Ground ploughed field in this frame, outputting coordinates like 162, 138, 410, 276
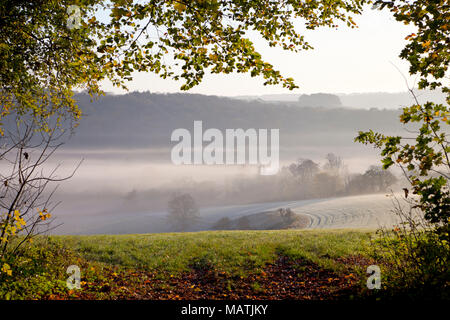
54, 193, 397, 235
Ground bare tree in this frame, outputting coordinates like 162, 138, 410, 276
324, 153, 344, 173
0, 118, 81, 259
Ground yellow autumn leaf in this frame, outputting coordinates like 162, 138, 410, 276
174, 2, 186, 13
421, 40, 431, 49
1, 263, 12, 276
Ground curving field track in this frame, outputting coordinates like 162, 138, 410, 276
53, 193, 401, 234
291, 194, 399, 230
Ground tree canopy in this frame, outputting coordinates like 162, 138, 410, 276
0, 0, 366, 132
378, 0, 449, 94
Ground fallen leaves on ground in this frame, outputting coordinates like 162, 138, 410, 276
49, 254, 373, 300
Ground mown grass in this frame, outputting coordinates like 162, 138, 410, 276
53, 229, 375, 277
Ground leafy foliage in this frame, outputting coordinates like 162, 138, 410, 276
357, 98, 450, 227
357, 0, 450, 299
357, 0, 450, 229
0, 238, 74, 299
98, 0, 364, 90
0, 0, 366, 133
0, 0, 102, 133
376, 0, 449, 93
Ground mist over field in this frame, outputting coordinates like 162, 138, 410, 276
11, 90, 435, 235
2, 89, 440, 235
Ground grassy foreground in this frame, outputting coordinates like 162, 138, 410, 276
1, 229, 378, 300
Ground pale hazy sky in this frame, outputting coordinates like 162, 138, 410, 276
100, 5, 418, 96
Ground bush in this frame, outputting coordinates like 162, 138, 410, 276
0, 237, 75, 299
371, 199, 450, 300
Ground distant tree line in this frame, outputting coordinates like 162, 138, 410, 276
271, 153, 398, 200
165, 153, 398, 231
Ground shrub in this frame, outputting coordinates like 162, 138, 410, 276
0, 238, 75, 300
371, 198, 450, 300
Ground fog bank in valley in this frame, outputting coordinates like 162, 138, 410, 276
10, 91, 427, 234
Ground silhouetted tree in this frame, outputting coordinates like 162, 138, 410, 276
289, 159, 319, 182
346, 166, 397, 194
314, 172, 344, 197
324, 153, 344, 173
236, 216, 251, 230
167, 192, 199, 232
213, 217, 231, 230
363, 166, 397, 192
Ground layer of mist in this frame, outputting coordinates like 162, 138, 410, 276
1, 91, 428, 234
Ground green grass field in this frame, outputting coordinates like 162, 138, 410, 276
2, 229, 379, 300
56, 229, 375, 277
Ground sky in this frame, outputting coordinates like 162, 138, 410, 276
99, 5, 418, 97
